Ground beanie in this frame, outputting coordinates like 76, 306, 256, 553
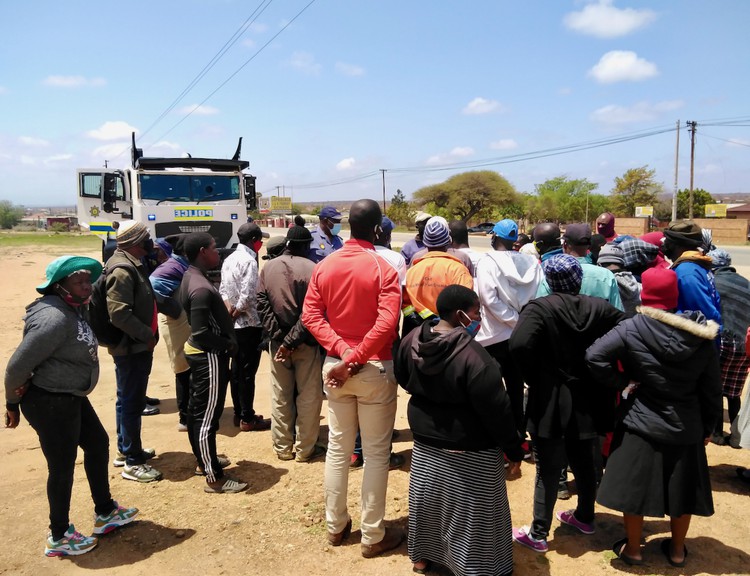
542, 254, 583, 295
597, 244, 625, 268
262, 236, 287, 260
664, 220, 704, 248
422, 217, 451, 248
116, 221, 150, 248
286, 225, 313, 243
640, 267, 678, 310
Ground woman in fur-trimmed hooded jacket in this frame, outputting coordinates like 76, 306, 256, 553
585, 267, 721, 568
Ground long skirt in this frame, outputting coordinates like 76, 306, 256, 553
408, 440, 513, 576
597, 428, 714, 518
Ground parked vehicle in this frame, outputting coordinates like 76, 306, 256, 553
467, 222, 494, 234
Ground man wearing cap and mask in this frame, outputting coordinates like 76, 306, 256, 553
538, 223, 623, 311
475, 219, 543, 443
257, 225, 324, 462
309, 206, 344, 263
400, 211, 431, 266
105, 220, 163, 483
662, 221, 722, 328
403, 217, 473, 336
220, 222, 271, 432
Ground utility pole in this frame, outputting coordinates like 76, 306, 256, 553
687, 120, 697, 219
380, 169, 387, 214
104, 160, 108, 168
671, 119, 680, 222
275, 185, 281, 197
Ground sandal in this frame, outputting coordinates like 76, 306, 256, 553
204, 477, 248, 494
194, 455, 231, 476
660, 538, 688, 568
612, 538, 644, 566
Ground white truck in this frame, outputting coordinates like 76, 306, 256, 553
77, 133, 257, 259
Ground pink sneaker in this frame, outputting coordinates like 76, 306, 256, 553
556, 509, 595, 535
512, 526, 548, 552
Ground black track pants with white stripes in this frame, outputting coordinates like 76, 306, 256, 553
186, 351, 229, 483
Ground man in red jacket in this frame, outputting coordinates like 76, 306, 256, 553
302, 199, 404, 558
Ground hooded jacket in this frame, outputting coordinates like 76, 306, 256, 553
394, 320, 523, 459
5, 295, 99, 404
509, 293, 625, 439
671, 251, 722, 328
475, 250, 542, 346
613, 270, 641, 317
585, 306, 721, 444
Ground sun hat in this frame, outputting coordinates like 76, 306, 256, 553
542, 254, 583, 295
36, 255, 103, 294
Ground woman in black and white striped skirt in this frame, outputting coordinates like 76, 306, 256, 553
395, 285, 524, 576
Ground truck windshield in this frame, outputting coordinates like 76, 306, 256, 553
139, 173, 240, 202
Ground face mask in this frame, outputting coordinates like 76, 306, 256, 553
55, 284, 90, 307
458, 310, 481, 339
330, 223, 342, 236
252, 239, 263, 254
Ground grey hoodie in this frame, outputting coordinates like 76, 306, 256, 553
5, 295, 99, 404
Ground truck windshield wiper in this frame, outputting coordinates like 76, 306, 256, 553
156, 197, 188, 205
196, 193, 220, 205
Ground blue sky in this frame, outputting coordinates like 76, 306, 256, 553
1, 0, 749, 207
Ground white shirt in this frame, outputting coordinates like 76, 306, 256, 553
374, 245, 407, 286
219, 243, 261, 329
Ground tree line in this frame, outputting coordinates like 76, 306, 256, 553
386, 166, 715, 228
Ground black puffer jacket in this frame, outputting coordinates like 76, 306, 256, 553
585, 306, 722, 444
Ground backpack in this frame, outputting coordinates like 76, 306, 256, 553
86, 262, 136, 347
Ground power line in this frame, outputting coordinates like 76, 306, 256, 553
700, 132, 750, 148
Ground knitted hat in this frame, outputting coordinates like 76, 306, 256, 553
492, 219, 518, 241
542, 254, 583, 295
563, 223, 592, 246
286, 225, 313, 243
620, 238, 659, 270
116, 221, 150, 248
708, 248, 732, 268
640, 267, 678, 310
597, 244, 625, 268
664, 220, 704, 248
422, 216, 451, 248
36, 255, 103, 294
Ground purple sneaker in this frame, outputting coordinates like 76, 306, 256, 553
556, 510, 595, 535
512, 526, 549, 552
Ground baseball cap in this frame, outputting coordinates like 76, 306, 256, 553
563, 223, 592, 246
492, 219, 518, 241
319, 206, 342, 220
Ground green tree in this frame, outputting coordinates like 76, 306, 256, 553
0, 200, 23, 229
610, 166, 662, 218
526, 176, 604, 223
386, 189, 416, 226
676, 188, 714, 219
413, 171, 520, 222
291, 203, 305, 215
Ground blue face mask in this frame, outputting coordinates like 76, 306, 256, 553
330, 222, 342, 236
459, 310, 481, 339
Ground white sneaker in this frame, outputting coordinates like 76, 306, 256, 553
112, 448, 156, 467
122, 463, 163, 483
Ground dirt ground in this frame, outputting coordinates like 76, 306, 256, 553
1, 243, 749, 576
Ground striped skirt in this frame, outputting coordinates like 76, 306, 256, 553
408, 440, 513, 576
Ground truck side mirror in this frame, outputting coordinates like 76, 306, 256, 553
244, 175, 257, 211
102, 173, 118, 212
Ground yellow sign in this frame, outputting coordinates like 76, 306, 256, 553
704, 204, 727, 218
270, 196, 292, 212
635, 206, 653, 217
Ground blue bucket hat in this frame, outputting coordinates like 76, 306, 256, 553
36, 255, 103, 294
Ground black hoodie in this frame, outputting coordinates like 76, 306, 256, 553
395, 320, 523, 459
509, 293, 625, 439
586, 306, 721, 444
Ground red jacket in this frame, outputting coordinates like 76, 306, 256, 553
302, 238, 401, 364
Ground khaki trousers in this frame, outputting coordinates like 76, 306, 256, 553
323, 356, 397, 545
158, 311, 190, 374
269, 341, 323, 460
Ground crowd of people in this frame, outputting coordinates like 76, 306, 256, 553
5, 204, 750, 574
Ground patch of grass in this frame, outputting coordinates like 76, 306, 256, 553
0, 232, 102, 249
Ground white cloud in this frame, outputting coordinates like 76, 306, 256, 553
426, 147, 474, 165
44, 154, 73, 165
87, 121, 139, 141
462, 97, 504, 115
288, 51, 321, 75
91, 143, 131, 160
20, 155, 35, 165
490, 139, 518, 151
590, 100, 684, 125
18, 136, 50, 147
176, 104, 219, 116
150, 141, 181, 153
589, 50, 658, 83
564, 0, 657, 38
335, 62, 365, 77
336, 157, 356, 170
43, 75, 106, 88
241, 38, 256, 49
